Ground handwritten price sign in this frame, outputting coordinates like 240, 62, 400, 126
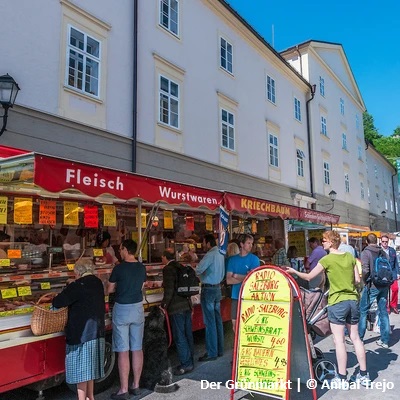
235, 268, 291, 397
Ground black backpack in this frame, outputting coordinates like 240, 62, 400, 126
176, 263, 200, 297
368, 250, 394, 287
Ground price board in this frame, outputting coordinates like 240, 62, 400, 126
235, 268, 292, 398
40, 282, 51, 290
93, 248, 104, 257
0, 259, 11, 267
288, 231, 306, 257
17, 286, 32, 296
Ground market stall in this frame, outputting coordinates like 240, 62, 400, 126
0, 148, 228, 394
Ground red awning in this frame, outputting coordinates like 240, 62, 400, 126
33, 155, 224, 210
0, 145, 30, 158
298, 208, 340, 225
224, 192, 299, 219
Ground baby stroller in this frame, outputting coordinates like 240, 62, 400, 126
300, 287, 337, 383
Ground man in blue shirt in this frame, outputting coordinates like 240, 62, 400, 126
226, 234, 260, 333
196, 234, 225, 361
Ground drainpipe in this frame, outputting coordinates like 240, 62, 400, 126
392, 172, 398, 231
306, 84, 317, 203
132, 0, 138, 172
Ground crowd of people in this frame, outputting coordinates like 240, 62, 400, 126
51, 230, 399, 398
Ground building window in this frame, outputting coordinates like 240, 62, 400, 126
159, 75, 179, 128
266, 75, 276, 104
360, 182, 365, 200
368, 187, 370, 203
374, 165, 378, 178
296, 149, 305, 177
376, 192, 379, 201
220, 37, 233, 74
269, 134, 279, 167
385, 199, 388, 210
67, 26, 100, 97
344, 173, 350, 193
356, 114, 360, 130
358, 145, 362, 160
342, 133, 347, 150
396, 202, 398, 215
321, 116, 327, 136
319, 76, 325, 96
159, 0, 179, 36
340, 98, 345, 115
221, 109, 235, 150
391, 200, 394, 212
294, 97, 301, 121
323, 161, 330, 185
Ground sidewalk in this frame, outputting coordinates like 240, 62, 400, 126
143, 311, 400, 400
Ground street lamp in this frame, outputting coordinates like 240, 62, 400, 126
318, 190, 337, 212
0, 74, 20, 137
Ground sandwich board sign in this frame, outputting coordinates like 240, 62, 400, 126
231, 265, 316, 400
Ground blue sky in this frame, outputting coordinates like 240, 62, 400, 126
227, 0, 400, 136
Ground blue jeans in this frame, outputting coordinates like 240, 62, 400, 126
200, 286, 224, 358
170, 311, 194, 369
358, 285, 390, 344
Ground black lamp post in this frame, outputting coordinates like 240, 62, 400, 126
0, 74, 20, 137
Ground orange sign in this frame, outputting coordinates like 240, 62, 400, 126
7, 249, 22, 259
39, 200, 56, 225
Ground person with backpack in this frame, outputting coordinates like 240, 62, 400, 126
161, 248, 194, 376
358, 233, 392, 349
381, 235, 399, 314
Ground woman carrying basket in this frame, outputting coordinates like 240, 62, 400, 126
286, 230, 371, 389
53, 259, 106, 400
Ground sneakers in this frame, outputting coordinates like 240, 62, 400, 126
329, 376, 349, 390
353, 372, 371, 387
376, 339, 389, 349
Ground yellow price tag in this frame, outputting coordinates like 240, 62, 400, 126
0, 259, 11, 267
1, 288, 17, 299
93, 249, 103, 257
17, 286, 32, 296
67, 263, 75, 271
40, 282, 51, 290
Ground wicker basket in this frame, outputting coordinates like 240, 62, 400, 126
31, 293, 68, 336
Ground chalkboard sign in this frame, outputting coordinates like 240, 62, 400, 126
234, 268, 292, 398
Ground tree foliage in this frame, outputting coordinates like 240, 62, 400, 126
363, 112, 400, 169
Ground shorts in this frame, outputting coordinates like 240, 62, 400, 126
112, 302, 144, 352
327, 300, 359, 325
231, 299, 238, 320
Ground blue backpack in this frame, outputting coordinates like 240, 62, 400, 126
369, 251, 394, 287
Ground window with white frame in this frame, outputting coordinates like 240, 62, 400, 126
340, 98, 345, 115
358, 145, 362, 160
269, 134, 279, 167
321, 116, 327, 136
220, 37, 233, 74
221, 109, 235, 150
319, 76, 325, 96
390, 199, 393, 212
342, 133, 347, 150
374, 165, 378, 178
266, 75, 276, 104
67, 26, 100, 97
323, 161, 330, 185
296, 149, 305, 177
159, 0, 179, 36
360, 182, 365, 200
159, 75, 179, 128
356, 114, 360, 130
385, 199, 388, 210
344, 173, 350, 193
294, 98, 301, 121
396, 202, 398, 214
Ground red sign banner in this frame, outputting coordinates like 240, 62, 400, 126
34, 156, 223, 210
298, 209, 340, 225
224, 193, 299, 219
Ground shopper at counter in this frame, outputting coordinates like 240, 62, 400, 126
161, 250, 194, 375
196, 234, 225, 362
108, 239, 147, 399
52, 259, 105, 400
